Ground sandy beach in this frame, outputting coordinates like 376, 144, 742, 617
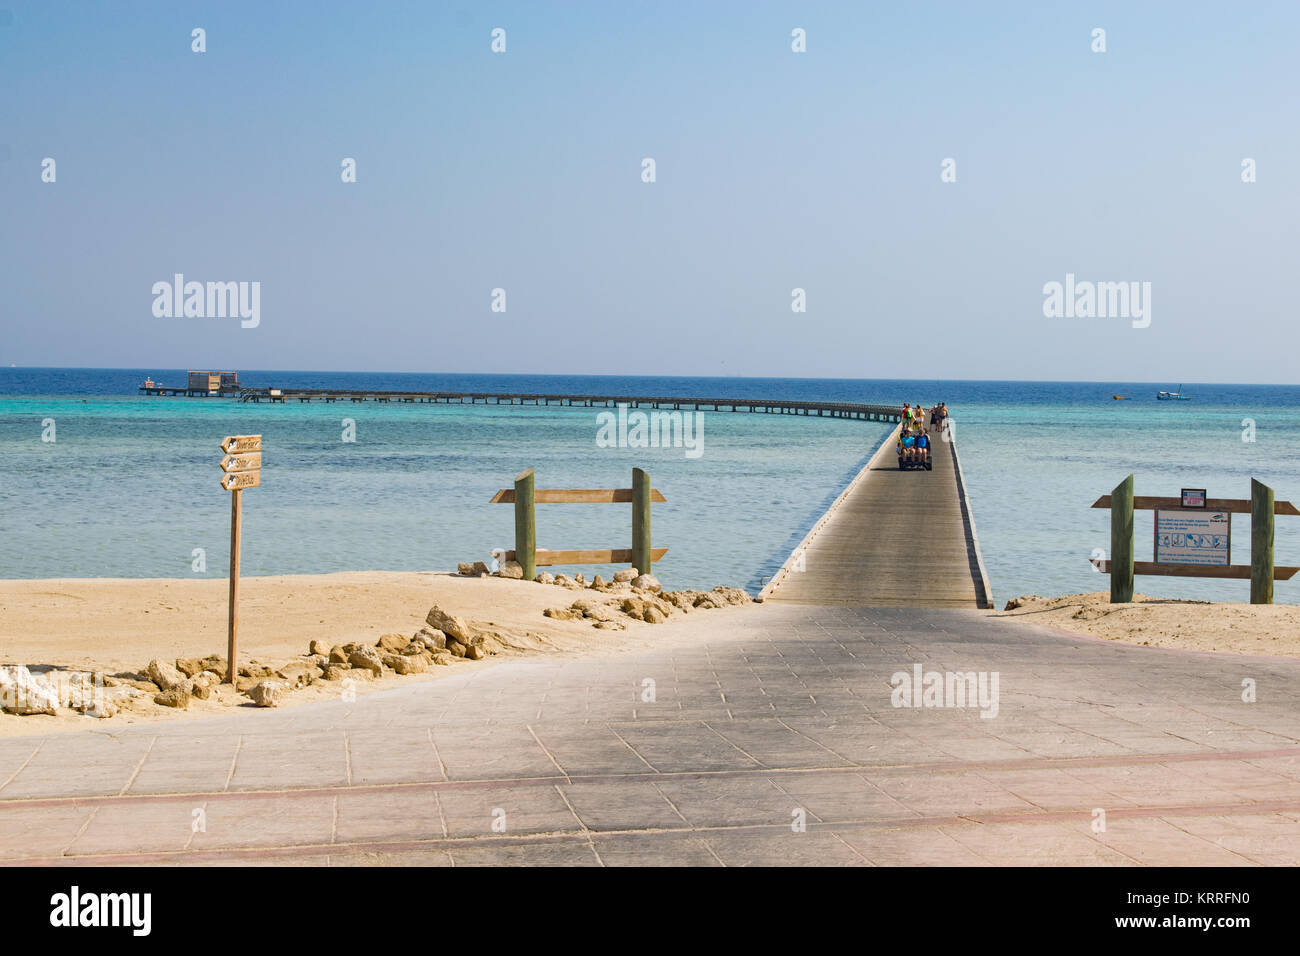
0, 571, 754, 736
994, 591, 1300, 657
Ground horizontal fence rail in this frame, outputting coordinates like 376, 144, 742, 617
491, 467, 665, 579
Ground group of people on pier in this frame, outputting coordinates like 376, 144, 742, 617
897, 401, 948, 467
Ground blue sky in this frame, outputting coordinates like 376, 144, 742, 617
1, 1, 1297, 381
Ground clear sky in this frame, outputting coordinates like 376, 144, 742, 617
2, 1, 1297, 382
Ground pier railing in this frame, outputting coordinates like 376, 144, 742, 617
225, 387, 903, 422
490, 467, 666, 579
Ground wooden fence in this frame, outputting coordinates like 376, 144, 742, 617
490, 468, 666, 579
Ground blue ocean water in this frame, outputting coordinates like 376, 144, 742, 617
2, 368, 1298, 604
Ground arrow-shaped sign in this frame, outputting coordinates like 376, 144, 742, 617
221, 471, 261, 491
221, 452, 262, 473
221, 434, 262, 454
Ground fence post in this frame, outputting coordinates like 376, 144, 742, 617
514, 468, 536, 580
632, 467, 651, 574
1251, 478, 1274, 605
1110, 474, 1134, 603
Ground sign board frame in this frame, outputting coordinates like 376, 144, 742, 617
1181, 488, 1207, 508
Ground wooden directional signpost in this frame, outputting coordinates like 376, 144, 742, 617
1091, 476, 1298, 604
220, 435, 262, 682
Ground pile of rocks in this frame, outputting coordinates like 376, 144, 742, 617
0, 665, 132, 719
540, 571, 751, 627
0, 604, 501, 720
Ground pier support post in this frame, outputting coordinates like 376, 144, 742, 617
514, 468, 536, 580
1110, 474, 1134, 603
1251, 478, 1274, 605
632, 467, 651, 574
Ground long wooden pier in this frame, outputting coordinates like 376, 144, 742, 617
227, 388, 904, 422
761, 420, 993, 608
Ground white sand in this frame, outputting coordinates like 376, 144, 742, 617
993, 591, 1300, 657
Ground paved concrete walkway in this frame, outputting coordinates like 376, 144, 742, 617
3, 605, 1299, 866
765, 421, 991, 608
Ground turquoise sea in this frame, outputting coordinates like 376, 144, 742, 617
2, 369, 1297, 604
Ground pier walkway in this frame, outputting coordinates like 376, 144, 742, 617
226, 388, 903, 423
762, 419, 993, 609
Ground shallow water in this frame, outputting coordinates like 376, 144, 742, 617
2, 369, 1297, 604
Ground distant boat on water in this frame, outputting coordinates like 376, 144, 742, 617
1156, 384, 1190, 401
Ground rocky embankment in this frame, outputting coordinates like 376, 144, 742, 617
457, 561, 752, 627
0, 603, 503, 720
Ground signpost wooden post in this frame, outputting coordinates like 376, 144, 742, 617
220, 435, 262, 683
1090, 478, 1297, 604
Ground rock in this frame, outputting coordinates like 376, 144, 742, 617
612, 568, 638, 583
305, 653, 329, 668
248, 680, 286, 707
145, 658, 188, 692
347, 646, 384, 676
238, 661, 274, 679
663, 591, 696, 612
329, 645, 350, 664
344, 667, 376, 682
84, 699, 117, 719
276, 660, 322, 688
191, 672, 220, 699
459, 560, 490, 576
200, 655, 228, 680
594, 620, 626, 630
430, 651, 453, 666
412, 629, 447, 651
0, 666, 59, 715
621, 596, 647, 617
309, 639, 331, 656
553, 574, 579, 588
400, 642, 429, 656
591, 574, 606, 588
235, 676, 260, 693
123, 678, 162, 693
711, 586, 751, 605
569, 598, 596, 613
535, 572, 555, 585
426, 606, 475, 645
321, 665, 350, 681
377, 633, 409, 653
154, 687, 190, 709
457, 562, 474, 575
543, 607, 582, 620
496, 561, 524, 579
631, 574, 662, 592
447, 641, 467, 658
465, 644, 487, 661
643, 606, 667, 624
381, 653, 427, 675
1004, 598, 1024, 611
574, 572, 586, 586
175, 657, 206, 678
582, 604, 618, 622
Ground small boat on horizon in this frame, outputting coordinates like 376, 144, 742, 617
1156, 384, 1190, 401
